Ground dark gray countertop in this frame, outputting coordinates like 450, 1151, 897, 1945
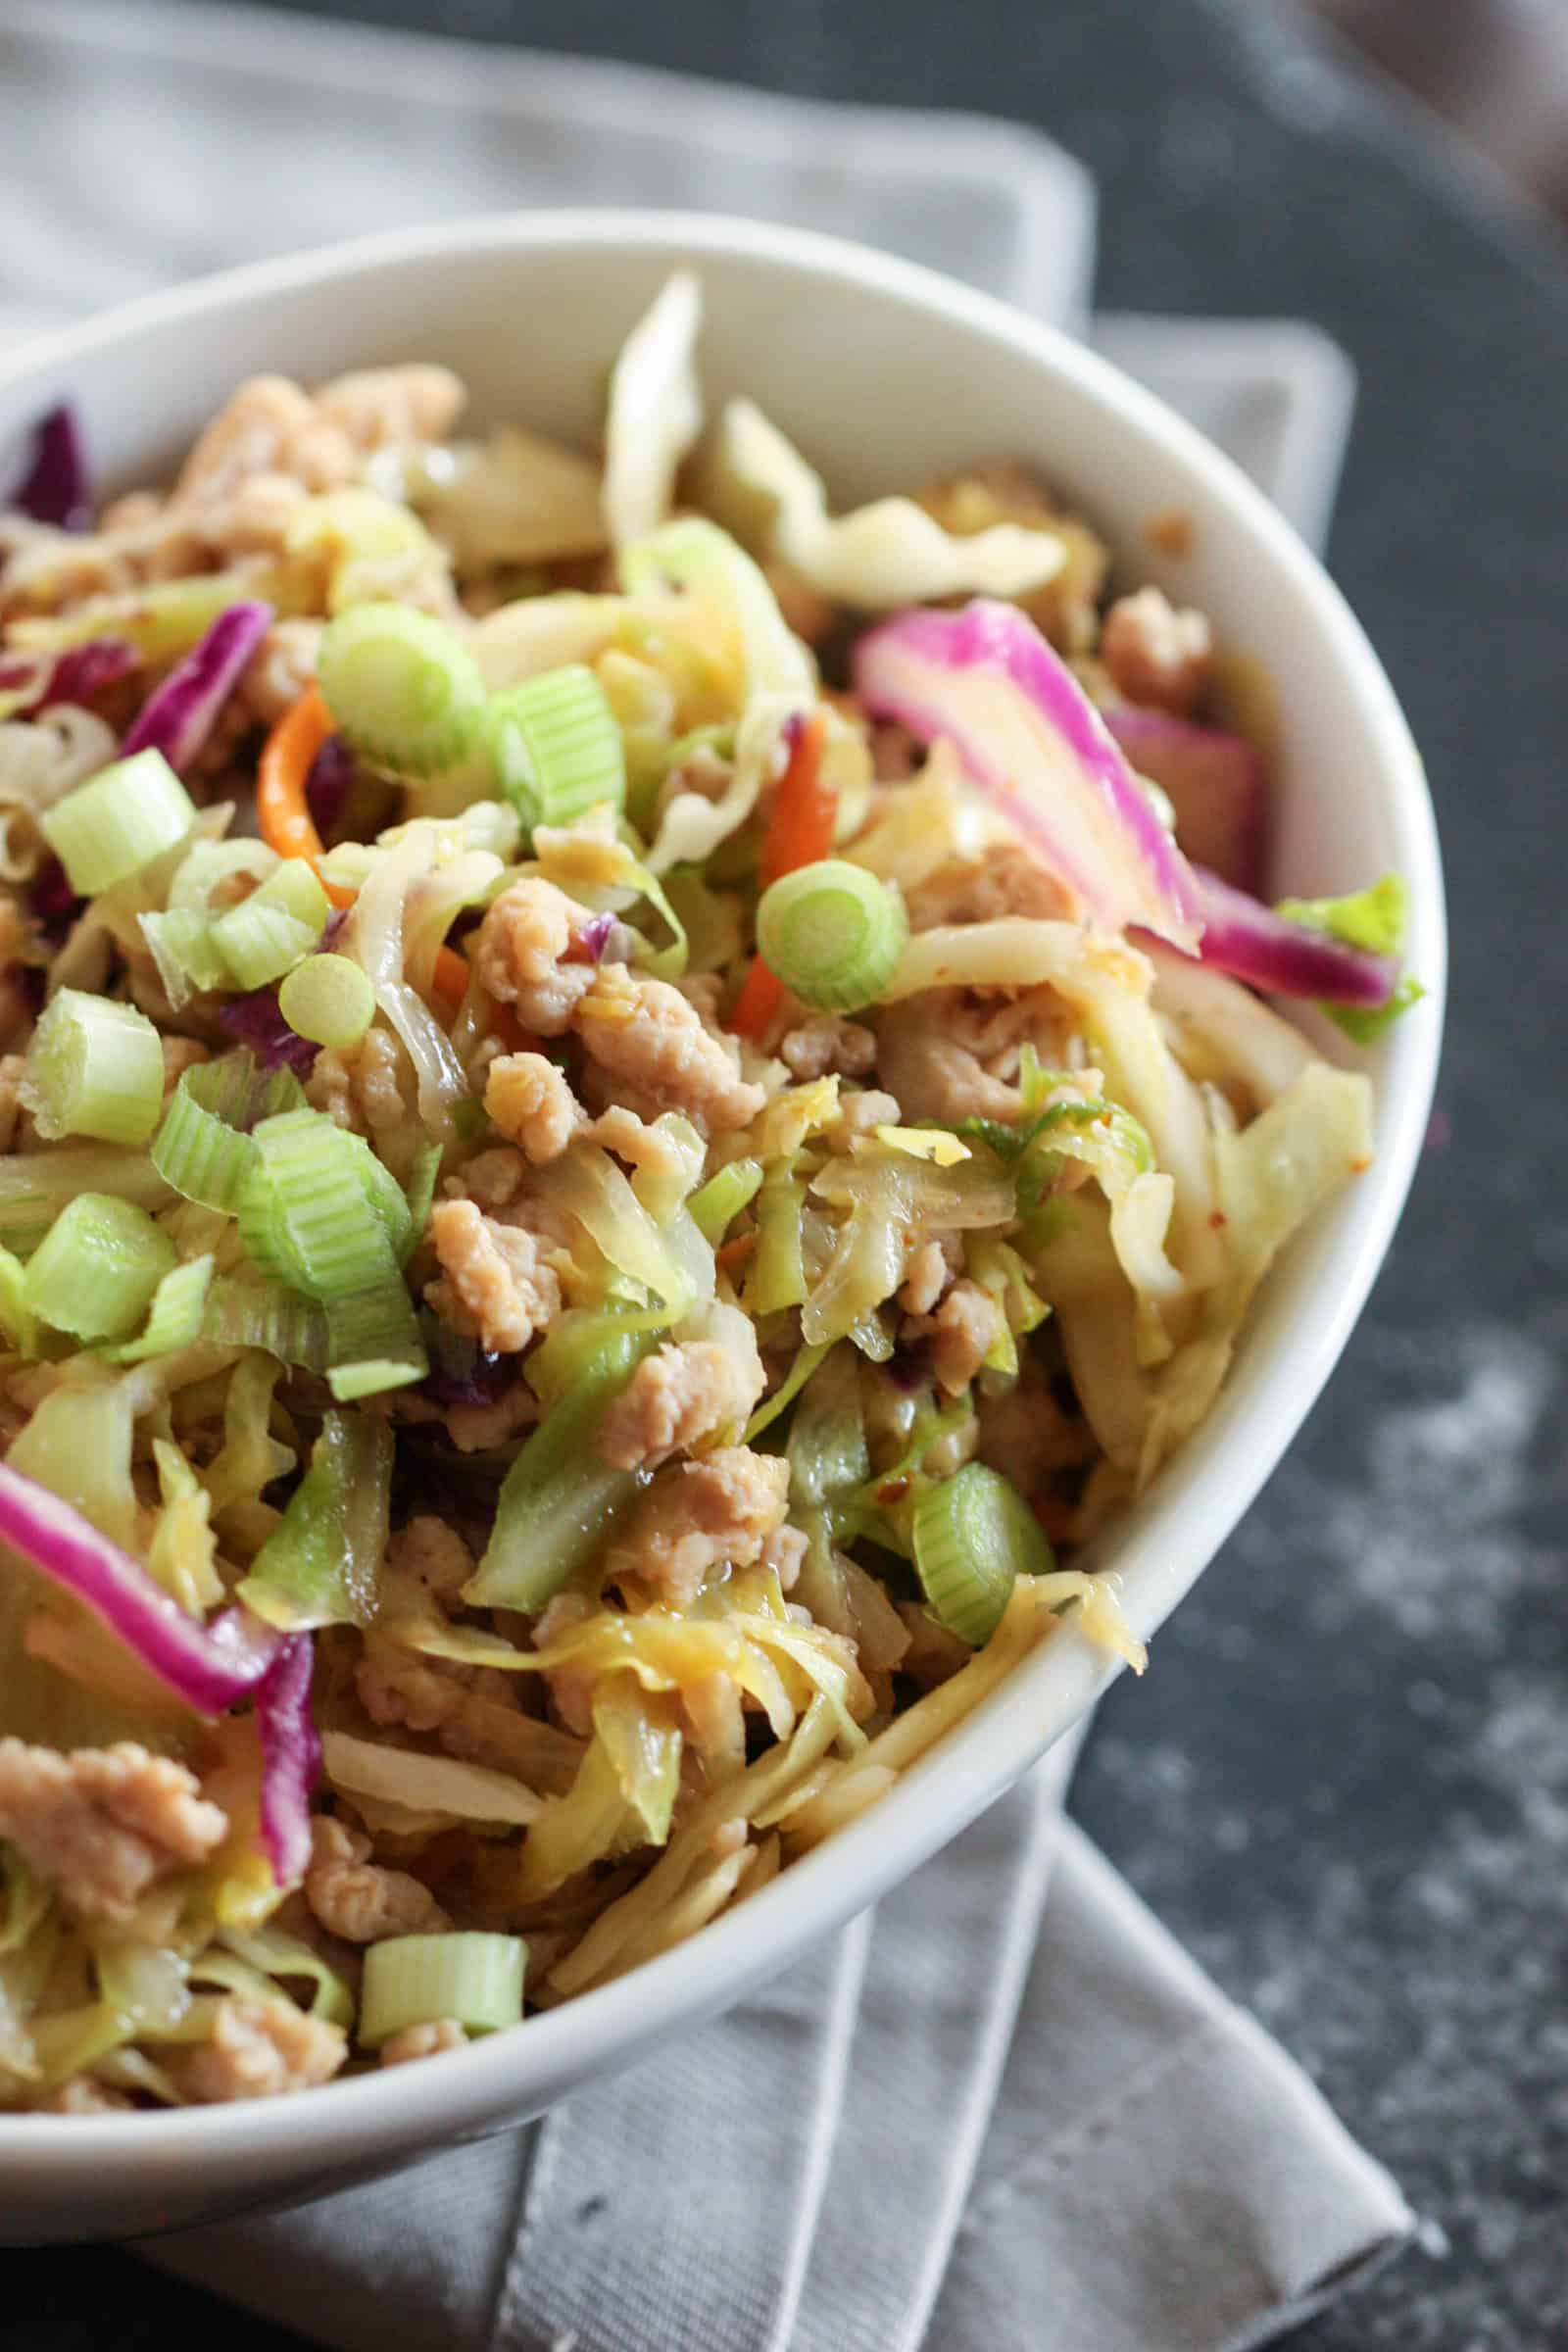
14, 1, 1568, 2345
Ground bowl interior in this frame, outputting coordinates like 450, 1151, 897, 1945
0, 214, 1444, 2233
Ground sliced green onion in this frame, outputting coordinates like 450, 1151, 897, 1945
202, 1271, 331, 1370
0, 1148, 175, 1255
756, 858, 908, 1014
359, 1933, 525, 2048
23, 1193, 178, 1343
169, 839, 280, 916
239, 1410, 393, 1630
236, 1108, 426, 1387
317, 603, 488, 777
153, 1054, 304, 1213
39, 748, 198, 896
238, 1109, 400, 1299
277, 955, 376, 1050
0, 1245, 39, 1355
139, 907, 232, 1008
326, 1353, 422, 1401
21, 989, 165, 1146
910, 1462, 1051, 1648
464, 1328, 657, 1612
688, 1157, 762, 1246
212, 858, 330, 991
483, 663, 625, 832
100, 1251, 215, 1363
321, 1266, 429, 1396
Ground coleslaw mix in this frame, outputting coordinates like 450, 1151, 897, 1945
0, 277, 1412, 2111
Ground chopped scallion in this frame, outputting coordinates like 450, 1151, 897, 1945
212, 858, 330, 991
483, 663, 625, 833
910, 1462, 1050, 1648
755, 858, 908, 1013
23, 1193, 178, 1343
100, 1251, 215, 1363
359, 1933, 525, 2048
39, 748, 198, 896
153, 1054, 304, 1213
317, 603, 487, 777
21, 989, 164, 1146
277, 955, 376, 1051
239, 1109, 398, 1299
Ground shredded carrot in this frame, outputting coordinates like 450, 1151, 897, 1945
729, 956, 784, 1042
730, 706, 832, 1042
759, 708, 833, 886
256, 685, 355, 910
262, 688, 477, 1013
715, 1232, 757, 1274
433, 946, 470, 1008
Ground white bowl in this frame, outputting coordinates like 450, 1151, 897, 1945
0, 211, 1444, 2242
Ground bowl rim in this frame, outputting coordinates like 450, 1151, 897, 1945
0, 206, 1445, 2182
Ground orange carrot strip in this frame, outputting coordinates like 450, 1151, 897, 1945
432, 945, 470, 1008
256, 684, 356, 911
730, 706, 832, 1041
759, 708, 833, 886
729, 956, 784, 1043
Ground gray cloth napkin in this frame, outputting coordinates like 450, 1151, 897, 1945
0, 4, 1411, 2341
148, 1745, 1410, 2352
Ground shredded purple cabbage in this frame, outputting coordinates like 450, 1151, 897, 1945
121, 601, 273, 776
218, 987, 318, 1075
6, 403, 92, 532
576, 910, 616, 963
305, 732, 356, 839
28, 853, 81, 940
0, 639, 138, 719
39, 637, 139, 713
253, 1635, 321, 1889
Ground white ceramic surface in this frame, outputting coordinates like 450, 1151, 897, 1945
0, 212, 1444, 2242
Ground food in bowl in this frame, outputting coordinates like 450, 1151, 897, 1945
0, 274, 1415, 2112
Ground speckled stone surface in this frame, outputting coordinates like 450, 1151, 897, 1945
13, 1, 1568, 2346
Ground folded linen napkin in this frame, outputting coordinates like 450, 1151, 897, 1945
148, 1745, 1410, 2352
0, 5, 1409, 2341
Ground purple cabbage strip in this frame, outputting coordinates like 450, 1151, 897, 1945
7, 403, 92, 532
28, 854, 80, 930
1187, 867, 1396, 1007
305, 733, 356, 839
1102, 706, 1266, 900
0, 1460, 284, 1715
218, 987, 319, 1075
120, 600, 273, 776
0, 1458, 321, 1892
853, 599, 1202, 946
40, 637, 139, 714
0, 641, 139, 717
575, 910, 616, 963
254, 1635, 321, 1889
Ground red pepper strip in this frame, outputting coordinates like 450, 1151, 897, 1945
730, 708, 832, 1042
